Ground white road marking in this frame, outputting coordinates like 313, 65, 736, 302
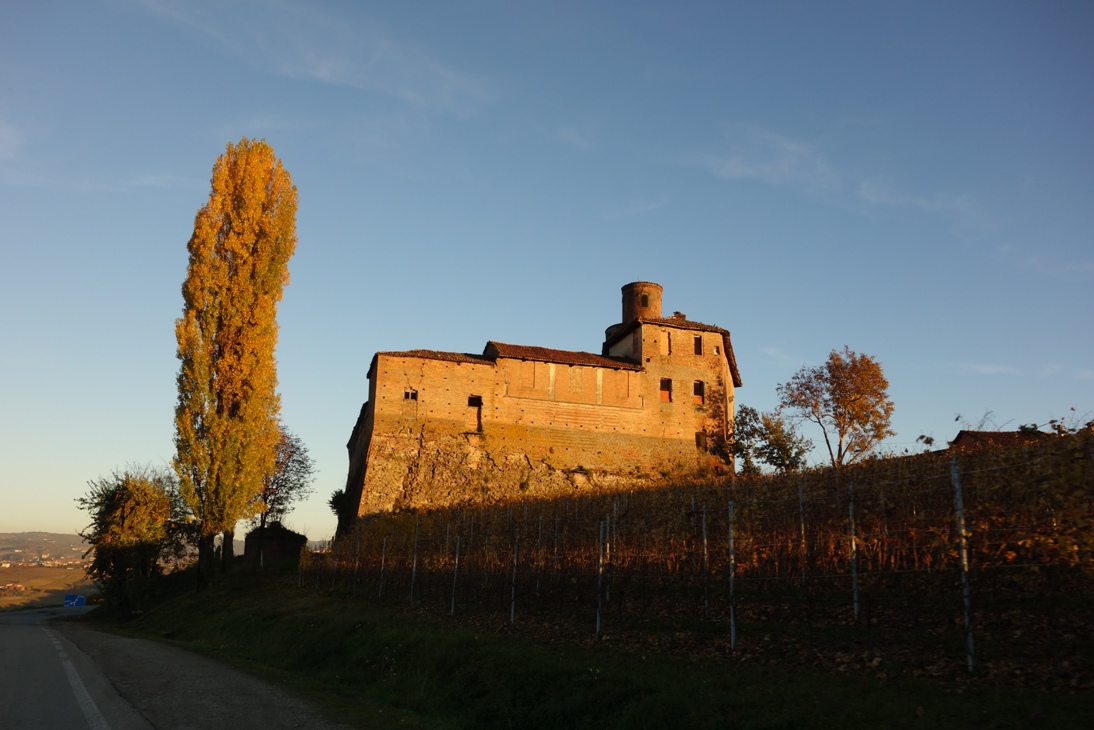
62, 658, 112, 730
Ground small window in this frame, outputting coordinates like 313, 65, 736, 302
693, 381, 705, 405
404, 389, 418, 401
695, 432, 708, 451
714, 345, 721, 356
694, 336, 703, 356
640, 294, 649, 307
660, 378, 673, 403
466, 395, 483, 432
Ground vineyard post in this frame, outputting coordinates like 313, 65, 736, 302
536, 510, 543, 594
410, 518, 420, 605
330, 541, 338, 591
605, 511, 612, 602
727, 501, 737, 652
297, 546, 304, 589
510, 527, 520, 625
612, 496, 619, 553
849, 481, 860, 623
466, 512, 474, 579
553, 510, 560, 573
798, 480, 807, 586
596, 519, 605, 640
702, 505, 710, 613
450, 534, 461, 616
352, 533, 360, 597
378, 535, 387, 600
950, 457, 977, 673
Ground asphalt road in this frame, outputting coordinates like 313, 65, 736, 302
0, 606, 150, 729
0, 607, 354, 730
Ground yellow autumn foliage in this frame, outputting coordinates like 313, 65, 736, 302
173, 138, 297, 548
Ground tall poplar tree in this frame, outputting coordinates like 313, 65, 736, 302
174, 138, 298, 577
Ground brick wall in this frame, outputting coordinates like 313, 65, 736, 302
347, 327, 735, 517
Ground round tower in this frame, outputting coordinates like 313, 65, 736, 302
621, 281, 663, 323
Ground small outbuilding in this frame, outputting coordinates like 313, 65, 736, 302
949, 429, 1053, 451
243, 522, 307, 569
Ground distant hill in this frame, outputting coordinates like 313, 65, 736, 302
0, 532, 88, 564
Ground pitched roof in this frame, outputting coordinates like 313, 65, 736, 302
949, 430, 1055, 450
368, 344, 642, 377
368, 349, 495, 379
485, 341, 643, 371
376, 349, 494, 365
602, 316, 743, 388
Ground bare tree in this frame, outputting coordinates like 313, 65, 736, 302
255, 425, 316, 528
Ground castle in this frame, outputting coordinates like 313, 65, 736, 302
342, 282, 742, 523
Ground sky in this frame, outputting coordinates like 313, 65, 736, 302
1, 1, 1092, 539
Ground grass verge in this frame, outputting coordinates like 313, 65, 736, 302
88, 569, 1092, 730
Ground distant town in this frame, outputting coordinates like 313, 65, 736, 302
0, 533, 91, 602
0, 532, 89, 568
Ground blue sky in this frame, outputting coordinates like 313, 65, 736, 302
2, 1, 1091, 538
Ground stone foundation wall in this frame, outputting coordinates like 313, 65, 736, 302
357, 413, 717, 514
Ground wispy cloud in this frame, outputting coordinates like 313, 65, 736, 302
135, 0, 494, 116
699, 125, 990, 234
703, 129, 839, 191
0, 123, 25, 160
760, 347, 800, 366
556, 125, 592, 151
1040, 365, 1094, 382
856, 179, 978, 217
995, 244, 1094, 280
957, 363, 1022, 376
125, 174, 202, 189
604, 195, 669, 220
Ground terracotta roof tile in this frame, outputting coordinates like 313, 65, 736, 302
485, 341, 643, 371
373, 350, 495, 367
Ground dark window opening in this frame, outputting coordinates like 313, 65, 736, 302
404, 389, 418, 401
714, 345, 721, 356
660, 378, 673, 403
695, 432, 708, 451
693, 381, 705, 405
694, 336, 703, 355
466, 395, 483, 432
640, 294, 649, 307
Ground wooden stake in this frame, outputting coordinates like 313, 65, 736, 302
510, 528, 520, 625
409, 518, 419, 605
378, 536, 387, 600
596, 519, 605, 640
849, 481, 859, 623
951, 457, 977, 672
727, 501, 736, 652
450, 535, 461, 616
